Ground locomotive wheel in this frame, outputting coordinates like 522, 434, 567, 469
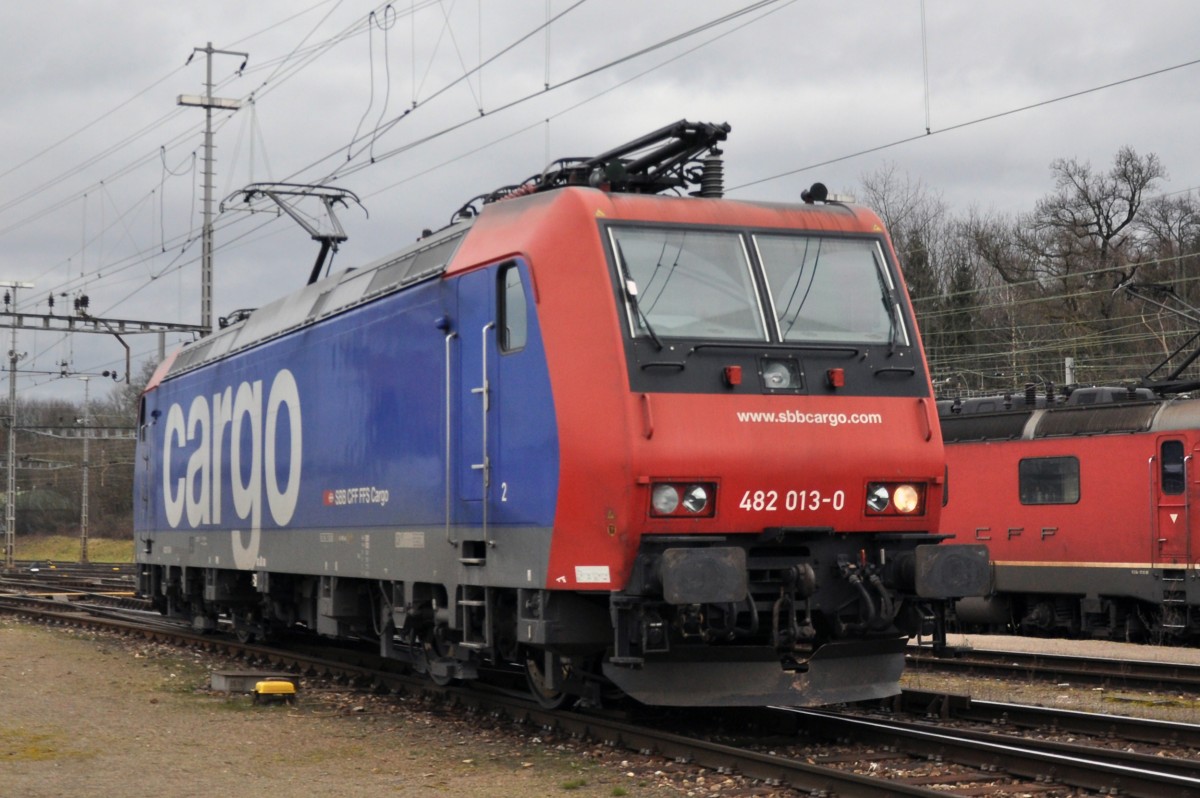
525, 651, 571, 710
420, 632, 458, 687
233, 611, 263, 644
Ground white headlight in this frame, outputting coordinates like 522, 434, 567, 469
762, 361, 793, 389
652, 484, 680, 515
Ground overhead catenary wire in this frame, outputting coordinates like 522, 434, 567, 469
324, 0, 783, 184
47, 0, 776, 303
920, 0, 931, 135
336, 0, 592, 171
360, 0, 797, 201
730, 54, 1200, 193
2, 0, 569, 306
18, 1, 782, 393
60, 0, 791, 317
0, 1, 392, 238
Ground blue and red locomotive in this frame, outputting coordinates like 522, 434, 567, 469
135, 121, 987, 706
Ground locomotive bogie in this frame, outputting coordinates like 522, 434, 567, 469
137, 176, 986, 706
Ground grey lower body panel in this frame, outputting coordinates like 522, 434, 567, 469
138, 523, 553, 589
601, 638, 908, 707
993, 563, 1197, 605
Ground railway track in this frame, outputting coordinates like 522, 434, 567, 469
890, 688, 1200, 749
4, 596, 1200, 796
4, 560, 136, 577
908, 643, 1200, 693
774, 700, 1200, 797
0, 562, 146, 613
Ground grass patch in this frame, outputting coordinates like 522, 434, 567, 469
207, 696, 261, 712
132, 649, 217, 697
271, 742, 370, 766
611, 789, 629, 797
157, 666, 214, 694
560, 778, 587, 790
14, 535, 133, 564
0, 728, 78, 762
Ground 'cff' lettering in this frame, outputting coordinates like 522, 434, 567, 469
162, 369, 302, 531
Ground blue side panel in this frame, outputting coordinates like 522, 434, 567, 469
456, 260, 561, 528
135, 270, 559, 544
494, 273, 561, 527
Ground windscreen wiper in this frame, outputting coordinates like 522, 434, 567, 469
615, 240, 664, 351
874, 259, 909, 355
626, 279, 664, 351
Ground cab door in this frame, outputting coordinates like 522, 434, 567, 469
454, 259, 556, 552
456, 261, 532, 535
457, 267, 498, 527
1152, 437, 1189, 565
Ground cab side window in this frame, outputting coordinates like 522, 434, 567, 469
500, 263, 527, 353
1161, 440, 1186, 495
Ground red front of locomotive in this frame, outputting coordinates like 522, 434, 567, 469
455, 187, 988, 705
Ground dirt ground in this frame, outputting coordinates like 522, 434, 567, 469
6, 620, 1200, 798
0, 619, 725, 798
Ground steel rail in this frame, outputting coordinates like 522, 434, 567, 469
891, 688, 1200, 750
783, 706, 1200, 798
908, 645, 1200, 692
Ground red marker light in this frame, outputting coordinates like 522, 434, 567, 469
826, 367, 845, 388
723, 365, 742, 387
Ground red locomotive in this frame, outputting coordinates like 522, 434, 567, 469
940, 384, 1199, 640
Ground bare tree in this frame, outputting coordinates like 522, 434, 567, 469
862, 149, 1200, 394
860, 163, 949, 303
1020, 147, 1163, 292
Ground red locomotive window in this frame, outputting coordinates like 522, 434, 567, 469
755, 235, 900, 346
1018, 456, 1079, 505
608, 226, 767, 342
1161, 440, 1186, 495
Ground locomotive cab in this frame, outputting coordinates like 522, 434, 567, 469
542, 200, 990, 704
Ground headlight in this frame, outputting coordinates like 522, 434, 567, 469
762, 361, 792, 389
892, 484, 920, 514
865, 482, 926, 516
652, 484, 680, 515
682, 485, 709, 514
759, 357, 802, 392
866, 484, 891, 512
650, 482, 717, 518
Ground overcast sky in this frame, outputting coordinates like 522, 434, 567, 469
3, 0, 1199, 405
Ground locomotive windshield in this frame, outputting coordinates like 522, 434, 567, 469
608, 225, 905, 346
608, 227, 768, 341
755, 235, 902, 345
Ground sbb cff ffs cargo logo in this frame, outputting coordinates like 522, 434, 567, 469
159, 369, 303, 568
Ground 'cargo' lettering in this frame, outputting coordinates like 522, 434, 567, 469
162, 369, 302, 533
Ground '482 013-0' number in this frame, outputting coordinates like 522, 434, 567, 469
739, 489, 845, 512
